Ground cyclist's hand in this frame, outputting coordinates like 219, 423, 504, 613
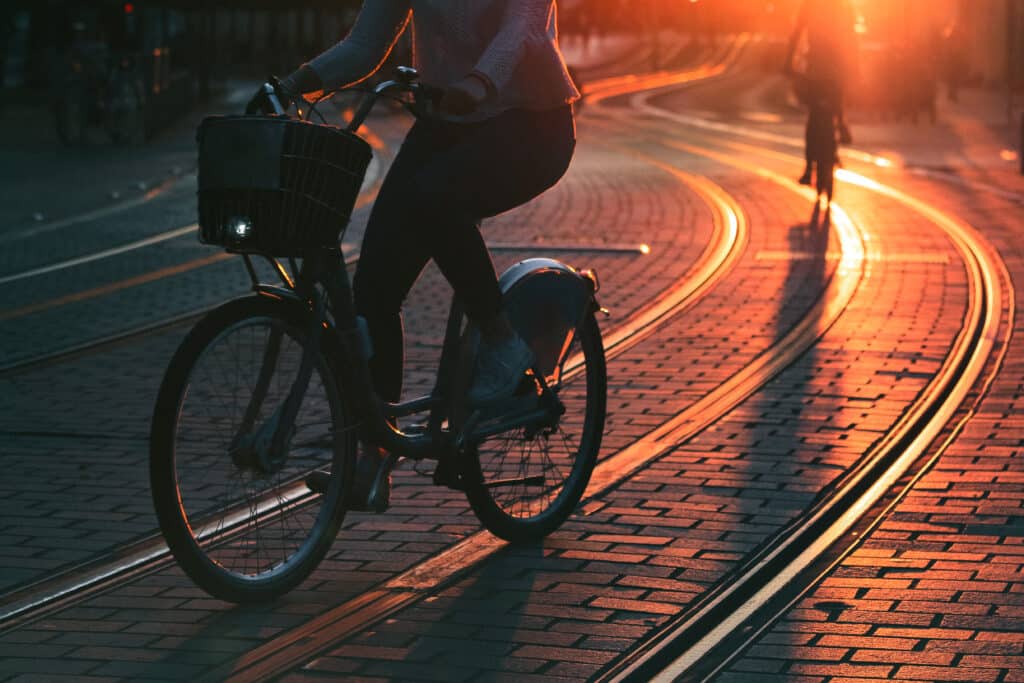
441, 75, 489, 116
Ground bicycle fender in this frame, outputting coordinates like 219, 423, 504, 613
254, 284, 373, 361
498, 258, 598, 377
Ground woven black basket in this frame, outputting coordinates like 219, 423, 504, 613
197, 116, 373, 256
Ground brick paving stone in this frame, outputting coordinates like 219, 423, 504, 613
718, 84, 1024, 683
849, 650, 956, 665
0, 113, 714, 596
728, 657, 787, 674
0, 658, 101, 677
717, 674, 822, 683
4, 57, 1009, 683
894, 665, 1002, 682
178, 112, 976, 681
787, 662, 896, 678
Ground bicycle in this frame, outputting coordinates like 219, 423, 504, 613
149, 68, 608, 604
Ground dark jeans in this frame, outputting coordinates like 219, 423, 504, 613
353, 105, 576, 402
796, 76, 843, 165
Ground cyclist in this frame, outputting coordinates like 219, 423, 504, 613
280, 0, 580, 511
783, 0, 857, 185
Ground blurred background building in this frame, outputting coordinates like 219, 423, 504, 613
0, 0, 1019, 140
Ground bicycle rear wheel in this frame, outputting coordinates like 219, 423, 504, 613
462, 311, 606, 542
150, 295, 355, 603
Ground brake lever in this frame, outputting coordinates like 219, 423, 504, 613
245, 81, 288, 116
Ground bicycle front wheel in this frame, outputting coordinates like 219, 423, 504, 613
150, 295, 355, 603
463, 310, 606, 542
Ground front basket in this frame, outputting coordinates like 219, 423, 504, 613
197, 116, 373, 256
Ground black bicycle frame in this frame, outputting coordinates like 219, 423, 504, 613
280, 248, 465, 462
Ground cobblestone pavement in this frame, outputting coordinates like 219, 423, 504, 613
1, 36, 1023, 682
644, 40, 1024, 683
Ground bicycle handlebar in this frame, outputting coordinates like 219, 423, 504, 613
346, 77, 444, 132
245, 67, 445, 133
245, 77, 289, 117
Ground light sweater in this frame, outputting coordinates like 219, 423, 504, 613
309, 0, 580, 120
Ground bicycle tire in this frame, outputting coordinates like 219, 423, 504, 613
462, 311, 606, 543
150, 295, 356, 603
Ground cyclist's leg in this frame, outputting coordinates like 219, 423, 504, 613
411, 107, 576, 313
355, 107, 576, 406
352, 121, 457, 403
349, 123, 456, 510
409, 107, 576, 402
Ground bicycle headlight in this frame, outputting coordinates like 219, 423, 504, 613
227, 216, 253, 242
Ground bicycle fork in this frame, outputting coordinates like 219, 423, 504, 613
229, 289, 328, 475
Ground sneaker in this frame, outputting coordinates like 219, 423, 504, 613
468, 333, 536, 406
798, 167, 813, 186
348, 446, 392, 513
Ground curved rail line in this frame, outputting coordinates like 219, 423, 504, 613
0, 177, 390, 376
695, 202, 1015, 683
0, 152, 747, 633
631, 65, 1024, 207
0, 98, 392, 250
200, 46, 1007, 681
204, 94, 1006, 681
585, 34, 748, 108
0, 39, 742, 372
591, 89, 1011, 683
0, 39, 862, 671
200, 145, 870, 682
0, 115, 391, 325
0, 175, 189, 246
0, 49, 909, 683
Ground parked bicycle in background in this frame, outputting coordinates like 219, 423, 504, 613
48, 23, 145, 146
